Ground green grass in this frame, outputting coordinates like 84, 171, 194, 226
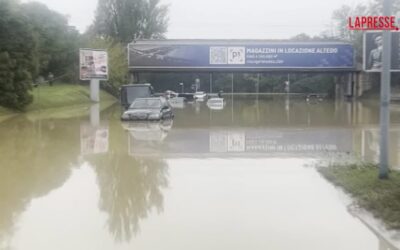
318, 164, 400, 229
0, 106, 13, 115
0, 84, 117, 121
0, 106, 17, 122
27, 83, 116, 111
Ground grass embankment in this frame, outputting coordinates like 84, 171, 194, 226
318, 164, 400, 229
28, 84, 116, 111
0, 106, 15, 122
0, 84, 117, 121
0, 106, 13, 116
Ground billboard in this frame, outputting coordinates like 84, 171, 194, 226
79, 49, 109, 80
128, 41, 354, 71
363, 31, 400, 72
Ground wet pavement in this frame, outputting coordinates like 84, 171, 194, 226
0, 95, 399, 250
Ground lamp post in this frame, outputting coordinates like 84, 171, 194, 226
379, 0, 392, 179
179, 82, 184, 93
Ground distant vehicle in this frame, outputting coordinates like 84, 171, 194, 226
120, 83, 154, 110
178, 93, 195, 102
168, 97, 185, 109
121, 97, 174, 121
208, 91, 223, 98
194, 91, 207, 100
306, 94, 324, 102
164, 90, 178, 99
207, 98, 225, 110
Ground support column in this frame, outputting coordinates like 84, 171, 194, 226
346, 73, 353, 98
210, 72, 213, 93
231, 73, 234, 94
90, 79, 100, 102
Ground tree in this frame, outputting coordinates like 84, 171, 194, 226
0, 0, 37, 110
93, 0, 169, 43
21, 2, 80, 80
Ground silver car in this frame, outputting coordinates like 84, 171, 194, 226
121, 97, 174, 121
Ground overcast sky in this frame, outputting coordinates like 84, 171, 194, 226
22, 0, 367, 39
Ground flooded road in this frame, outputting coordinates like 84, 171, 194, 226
0, 95, 399, 250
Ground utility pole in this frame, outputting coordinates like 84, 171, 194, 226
379, 0, 392, 179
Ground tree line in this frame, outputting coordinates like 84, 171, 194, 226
0, 0, 168, 110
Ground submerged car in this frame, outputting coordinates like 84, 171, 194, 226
207, 97, 225, 110
121, 97, 174, 121
194, 91, 207, 100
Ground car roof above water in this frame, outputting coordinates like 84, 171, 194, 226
134, 97, 165, 101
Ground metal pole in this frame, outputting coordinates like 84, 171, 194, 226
231, 73, 234, 123
231, 73, 234, 94
210, 72, 213, 93
379, 0, 391, 179
90, 79, 100, 102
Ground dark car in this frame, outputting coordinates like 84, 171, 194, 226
121, 97, 174, 121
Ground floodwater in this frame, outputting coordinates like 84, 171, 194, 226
0, 95, 399, 250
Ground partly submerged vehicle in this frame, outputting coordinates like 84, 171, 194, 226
207, 97, 225, 110
120, 83, 154, 110
305, 94, 324, 103
177, 93, 195, 102
168, 97, 185, 109
194, 91, 207, 100
121, 97, 174, 121
164, 90, 178, 99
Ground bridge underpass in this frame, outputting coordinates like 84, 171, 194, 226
133, 71, 363, 99
127, 39, 366, 99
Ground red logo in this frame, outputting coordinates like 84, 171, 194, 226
348, 16, 399, 30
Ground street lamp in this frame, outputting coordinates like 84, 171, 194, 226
179, 82, 184, 93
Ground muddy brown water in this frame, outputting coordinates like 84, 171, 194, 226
0, 95, 399, 250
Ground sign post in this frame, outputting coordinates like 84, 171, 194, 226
379, 0, 392, 179
90, 79, 100, 102
79, 49, 108, 102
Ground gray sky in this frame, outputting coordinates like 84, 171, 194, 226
22, 0, 367, 39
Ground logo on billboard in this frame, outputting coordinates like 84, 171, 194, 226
363, 31, 400, 72
228, 47, 245, 64
210, 47, 228, 64
79, 49, 108, 80
210, 46, 245, 65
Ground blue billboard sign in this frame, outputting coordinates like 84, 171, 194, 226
128, 40, 354, 71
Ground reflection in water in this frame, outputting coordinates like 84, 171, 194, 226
0, 116, 79, 248
80, 123, 109, 155
1, 97, 400, 249
88, 113, 169, 242
91, 155, 168, 242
